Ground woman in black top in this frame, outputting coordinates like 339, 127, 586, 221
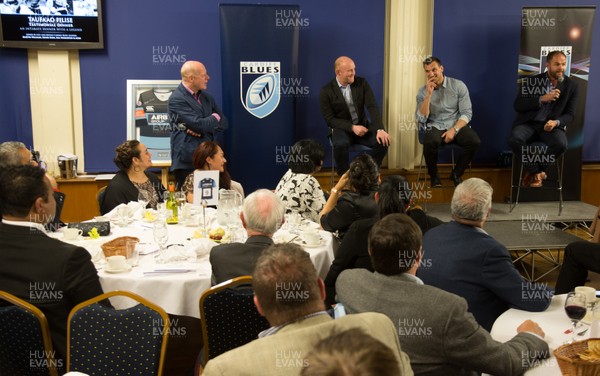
100, 140, 165, 214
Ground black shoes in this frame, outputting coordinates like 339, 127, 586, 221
430, 175, 442, 188
450, 172, 462, 187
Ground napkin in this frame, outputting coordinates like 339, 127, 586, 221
104, 202, 144, 220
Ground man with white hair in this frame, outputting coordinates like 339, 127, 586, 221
209, 189, 285, 285
418, 178, 552, 331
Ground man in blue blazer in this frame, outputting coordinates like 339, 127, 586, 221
319, 56, 390, 175
418, 178, 552, 331
509, 50, 578, 187
168, 60, 228, 189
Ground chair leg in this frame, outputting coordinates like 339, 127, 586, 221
510, 156, 523, 213
557, 154, 564, 216
330, 142, 335, 189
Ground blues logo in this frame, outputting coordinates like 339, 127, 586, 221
240, 61, 281, 118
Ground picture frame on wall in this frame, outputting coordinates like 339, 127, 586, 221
126, 80, 179, 165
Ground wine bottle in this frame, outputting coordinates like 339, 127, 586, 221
166, 182, 179, 224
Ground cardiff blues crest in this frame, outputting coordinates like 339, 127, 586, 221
240, 61, 281, 119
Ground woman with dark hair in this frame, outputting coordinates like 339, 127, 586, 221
319, 154, 379, 238
275, 139, 326, 223
323, 175, 443, 306
182, 141, 244, 203
101, 140, 165, 214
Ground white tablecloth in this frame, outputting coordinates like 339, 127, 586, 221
489, 294, 591, 375
55, 220, 334, 319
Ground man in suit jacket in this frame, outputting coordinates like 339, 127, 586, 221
555, 240, 600, 294
509, 50, 578, 187
0, 165, 106, 365
337, 213, 549, 375
168, 60, 229, 189
210, 189, 285, 285
320, 56, 390, 175
203, 243, 413, 375
418, 178, 552, 331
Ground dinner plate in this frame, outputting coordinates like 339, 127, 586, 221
295, 238, 323, 248
104, 264, 132, 274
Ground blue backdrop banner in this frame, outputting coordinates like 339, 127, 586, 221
219, 4, 299, 192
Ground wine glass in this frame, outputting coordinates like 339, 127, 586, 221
564, 292, 587, 343
138, 191, 149, 211
152, 220, 169, 260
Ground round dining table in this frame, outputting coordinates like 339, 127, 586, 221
489, 294, 594, 375
52, 216, 335, 319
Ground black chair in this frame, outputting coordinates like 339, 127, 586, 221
327, 127, 373, 187
96, 186, 107, 215
199, 276, 270, 365
0, 290, 60, 376
509, 141, 564, 215
67, 290, 169, 376
416, 123, 469, 189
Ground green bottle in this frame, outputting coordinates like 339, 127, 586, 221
166, 182, 178, 224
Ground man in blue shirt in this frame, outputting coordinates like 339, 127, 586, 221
416, 57, 480, 187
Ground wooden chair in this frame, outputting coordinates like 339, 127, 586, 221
199, 276, 269, 366
0, 290, 59, 376
67, 290, 169, 376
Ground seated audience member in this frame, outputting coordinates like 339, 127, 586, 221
555, 240, 600, 294
210, 189, 285, 285
181, 141, 244, 204
202, 243, 413, 376
324, 175, 443, 306
337, 213, 549, 375
0, 141, 62, 229
320, 154, 379, 239
275, 139, 326, 223
418, 178, 552, 331
101, 140, 165, 214
301, 328, 400, 376
319, 56, 390, 176
0, 165, 107, 364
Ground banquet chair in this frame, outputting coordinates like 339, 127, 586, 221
0, 290, 60, 376
199, 276, 269, 366
67, 290, 169, 376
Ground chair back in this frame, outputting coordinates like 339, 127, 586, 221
96, 186, 107, 214
0, 291, 59, 376
199, 276, 270, 363
67, 290, 169, 376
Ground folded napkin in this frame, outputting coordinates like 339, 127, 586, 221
104, 202, 144, 220
142, 265, 197, 276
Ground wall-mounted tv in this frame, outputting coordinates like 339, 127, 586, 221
0, 0, 103, 49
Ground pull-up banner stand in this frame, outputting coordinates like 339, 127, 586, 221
515, 6, 596, 202
220, 4, 299, 192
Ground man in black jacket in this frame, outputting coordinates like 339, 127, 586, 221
509, 50, 578, 188
320, 56, 390, 175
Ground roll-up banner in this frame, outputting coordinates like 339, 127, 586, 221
516, 6, 595, 201
220, 4, 299, 192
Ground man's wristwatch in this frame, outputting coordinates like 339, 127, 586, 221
453, 127, 460, 134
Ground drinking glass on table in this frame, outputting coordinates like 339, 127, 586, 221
138, 191, 149, 211
564, 292, 587, 343
153, 220, 169, 260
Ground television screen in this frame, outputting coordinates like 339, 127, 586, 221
0, 0, 103, 49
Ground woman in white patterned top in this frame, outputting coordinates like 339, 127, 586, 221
275, 139, 326, 223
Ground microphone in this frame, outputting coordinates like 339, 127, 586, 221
555, 75, 564, 91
